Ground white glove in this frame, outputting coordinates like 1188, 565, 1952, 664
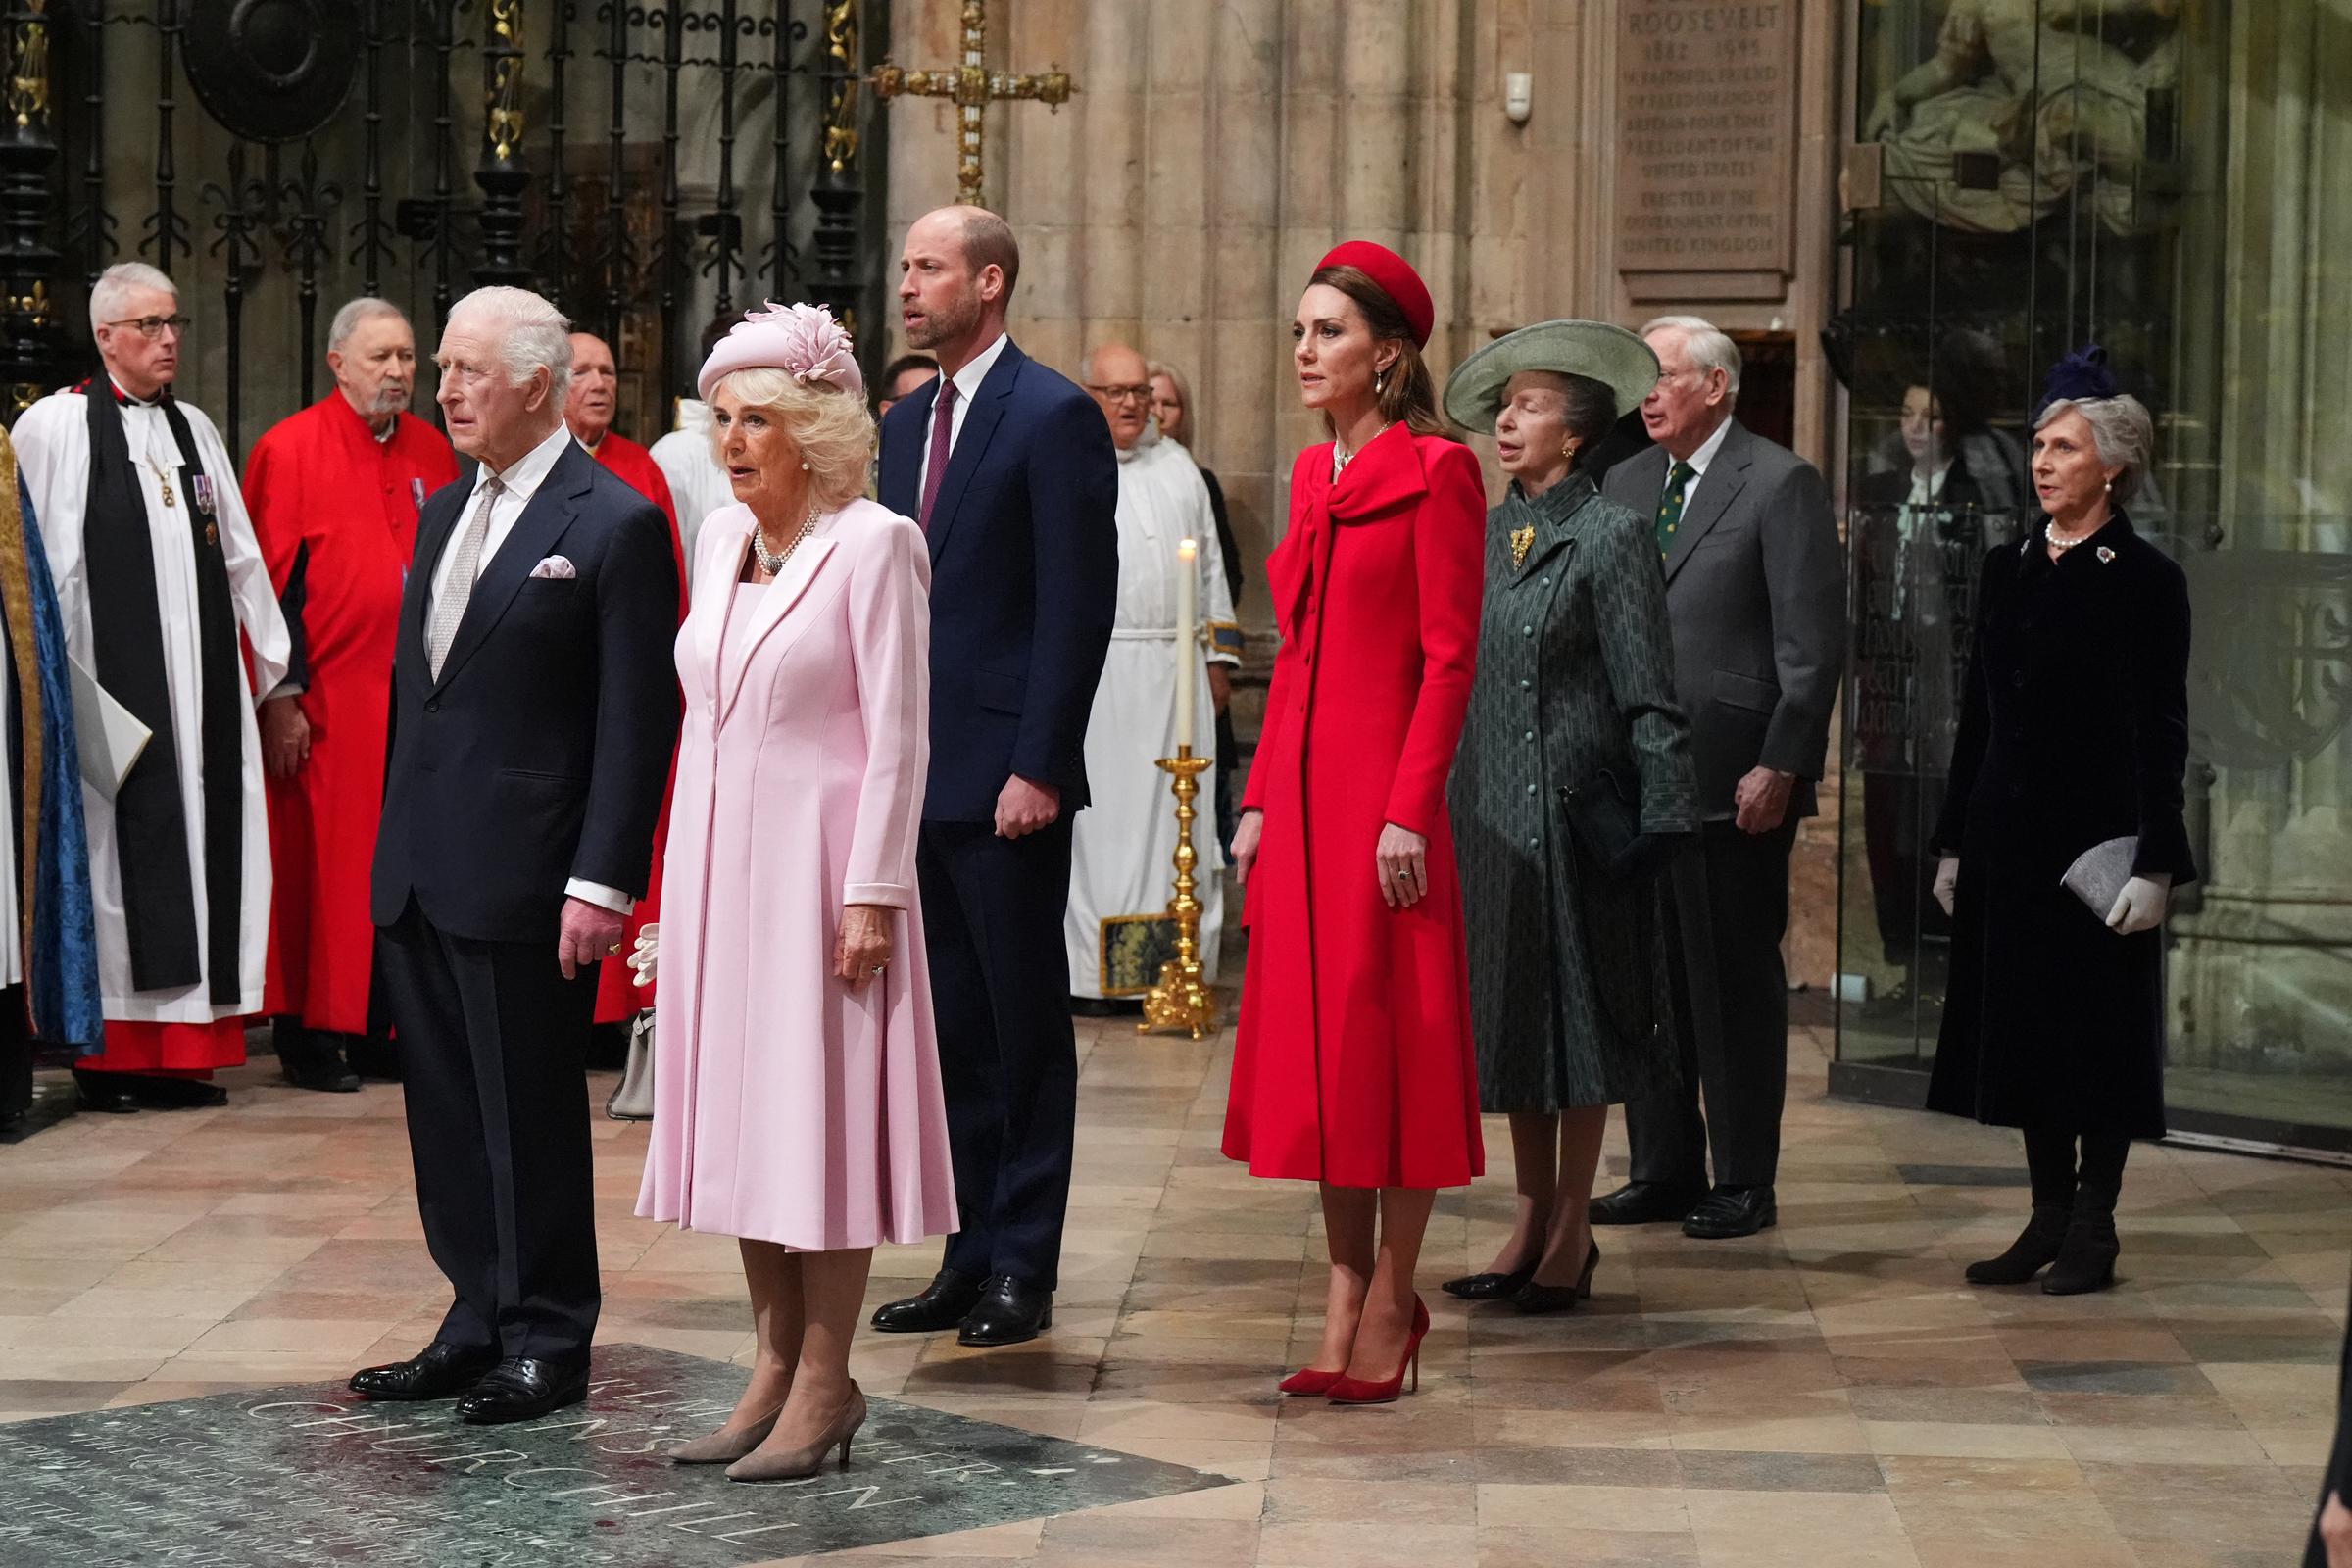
627, 922, 660, 987
1933, 857, 1959, 917
2105, 875, 2171, 936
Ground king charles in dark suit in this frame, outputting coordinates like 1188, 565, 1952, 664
868, 207, 1118, 1348
1593, 316, 1843, 1242
354, 287, 679, 1423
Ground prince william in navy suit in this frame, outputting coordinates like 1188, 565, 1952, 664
869, 206, 1117, 1348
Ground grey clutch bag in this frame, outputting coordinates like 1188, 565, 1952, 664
2060, 836, 2138, 916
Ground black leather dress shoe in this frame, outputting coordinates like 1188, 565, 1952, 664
343, 1035, 403, 1083
72, 1068, 140, 1114
122, 1073, 228, 1109
457, 1355, 590, 1424
276, 1024, 361, 1094
349, 1341, 499, 1401
1682, 1186, 1777, 1239
870, 1268, 984, 1334
1589, 1180, 1706, 1227
957, 1276, 1053, 1348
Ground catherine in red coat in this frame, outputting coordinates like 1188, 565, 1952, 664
1226, 243, 1485, 1404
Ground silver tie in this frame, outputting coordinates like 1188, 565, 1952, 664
427, 475, 504, 679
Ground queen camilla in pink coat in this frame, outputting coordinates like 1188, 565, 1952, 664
634, 303, 956, 1483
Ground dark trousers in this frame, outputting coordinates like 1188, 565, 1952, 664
378, 899, 601, 1362
918, 815, 1079, 1293
0, 986, 30, 1123
1862, 770, 1950, 961
1628, 816, 1799, 1191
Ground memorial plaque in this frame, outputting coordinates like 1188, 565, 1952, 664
0, 1344, 1228, 1567
1615, 0, 1801, 289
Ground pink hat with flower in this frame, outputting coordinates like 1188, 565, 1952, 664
697, 300, 864, 402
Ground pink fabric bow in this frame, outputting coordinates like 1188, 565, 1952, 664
697, 300, 865, 402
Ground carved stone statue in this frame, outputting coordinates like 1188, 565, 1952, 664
1864, 0, 2180, 235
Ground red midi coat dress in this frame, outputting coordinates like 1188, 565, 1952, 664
1222, 426, 1488, 1189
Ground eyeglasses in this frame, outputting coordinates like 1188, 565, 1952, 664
105, 315, 192, 341
1087, 382, 1155, 405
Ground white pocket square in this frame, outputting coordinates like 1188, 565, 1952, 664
529, 556, 577, 580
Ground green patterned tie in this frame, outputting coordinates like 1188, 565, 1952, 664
1655, 460, 1698, 559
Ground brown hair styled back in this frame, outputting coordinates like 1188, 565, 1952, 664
1309, 264, 1446, 439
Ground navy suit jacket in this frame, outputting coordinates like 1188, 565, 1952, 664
371, 438, 681, 942
878, 338, 1118, 823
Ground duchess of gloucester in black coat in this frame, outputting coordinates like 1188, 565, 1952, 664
1926, 511, 2195, 1140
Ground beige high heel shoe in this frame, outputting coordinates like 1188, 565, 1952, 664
666, 1406, 782, 1464
725, 1382, 867, 1483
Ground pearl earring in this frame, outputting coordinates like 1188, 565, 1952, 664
801, 460, 811, 471
2102, 478, 2111, 492
1375, 371, 1386, 395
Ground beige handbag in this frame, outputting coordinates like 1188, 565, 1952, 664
606, 1008, 656, 1120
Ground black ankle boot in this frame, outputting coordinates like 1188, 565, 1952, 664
2042, 1191, 2120, 1296
1964, 1203, 2069, 1285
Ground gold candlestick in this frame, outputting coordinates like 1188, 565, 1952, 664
1140, 746, 1220, 1040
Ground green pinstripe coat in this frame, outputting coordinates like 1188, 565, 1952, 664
1448, 473, 1696, 1111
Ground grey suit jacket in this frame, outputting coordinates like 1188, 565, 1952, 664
1602, 419, 1842, 821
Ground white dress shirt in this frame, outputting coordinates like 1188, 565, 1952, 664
914, 330, 1011, 502
431, 418, 577, 611
1673, 414, 1737, 512
431, 419, 632, 916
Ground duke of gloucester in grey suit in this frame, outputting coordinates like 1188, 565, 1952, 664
1451, 472, 1697, 1113
1602, 418, 1842, 1201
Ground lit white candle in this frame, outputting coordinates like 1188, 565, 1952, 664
1174, 537, 1199, 752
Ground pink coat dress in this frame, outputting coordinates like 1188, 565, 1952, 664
635, 498, 958, 1250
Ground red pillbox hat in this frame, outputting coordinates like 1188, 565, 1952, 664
1313, 240, 1434, 349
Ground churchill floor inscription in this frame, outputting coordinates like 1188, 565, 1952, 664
0, 1345, 1227, 1567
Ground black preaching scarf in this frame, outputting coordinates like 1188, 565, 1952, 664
77, 380, 245, 1004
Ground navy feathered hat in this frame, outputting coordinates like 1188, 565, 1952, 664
2034, 344, 2120, 419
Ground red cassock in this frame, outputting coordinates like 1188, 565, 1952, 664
246, 396, 457, 1036
1223, 427, 1488, 1189
587, 431, 687, 1024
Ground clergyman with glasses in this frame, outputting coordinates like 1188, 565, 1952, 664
1062, 341, 1239, 1016
13, 262, 295, 1114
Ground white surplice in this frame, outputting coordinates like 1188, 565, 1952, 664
649, 400, 738, 584
13, 387, 291, 1022
1064, 428, 1241, 999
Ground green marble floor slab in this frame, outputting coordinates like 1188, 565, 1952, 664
0, 1344, 1228, 1567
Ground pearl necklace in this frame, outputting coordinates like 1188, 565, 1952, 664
752, 508, 819, 576
2044, 520, 2099, 554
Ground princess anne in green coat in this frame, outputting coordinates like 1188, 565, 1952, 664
1440, 322, 1696, 1312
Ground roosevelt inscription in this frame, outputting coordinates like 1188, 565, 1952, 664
1615, 0, 1800, 278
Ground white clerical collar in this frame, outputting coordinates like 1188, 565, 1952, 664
1684, 416, 1734, 477
1114, 419, 1161, 466
945, 332, 1010, 408
473, 419, 575, 508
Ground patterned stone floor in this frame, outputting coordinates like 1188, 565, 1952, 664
1, 1018, 2342, 1566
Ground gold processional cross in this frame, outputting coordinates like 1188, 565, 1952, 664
870, 0, 1075, 206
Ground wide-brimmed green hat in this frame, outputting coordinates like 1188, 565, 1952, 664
1443, 319, 1661, 433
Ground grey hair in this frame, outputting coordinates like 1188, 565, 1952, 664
1641, 313, 1741, 401
88, 262, 177, 337
1146, 359, 1195, 443
328, 296, 409, 352
445, 285, 573, 404
2035, 394, 2154, 504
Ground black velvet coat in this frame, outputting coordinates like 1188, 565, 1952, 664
1926, 512, 2195, 1139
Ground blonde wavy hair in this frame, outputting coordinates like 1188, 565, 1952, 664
707, 366, 876, 514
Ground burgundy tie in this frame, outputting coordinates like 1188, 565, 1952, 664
917, 380, 959, 533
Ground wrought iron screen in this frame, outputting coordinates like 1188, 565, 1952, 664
1, 1, 887, 456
